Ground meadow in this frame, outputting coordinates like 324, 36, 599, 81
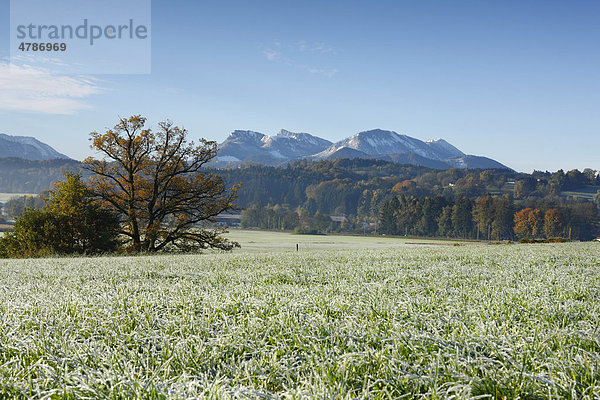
223, 230, 462, 253
0, 232, 599, 398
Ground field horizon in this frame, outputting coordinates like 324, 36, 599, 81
223, 229, 480, 254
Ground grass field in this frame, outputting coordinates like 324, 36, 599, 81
223, 229, 466, 253
560, 186, 599, 201
0, 233, 599, 398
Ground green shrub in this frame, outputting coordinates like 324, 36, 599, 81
0, 173, 120, 258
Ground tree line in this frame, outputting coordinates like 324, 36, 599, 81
238, 192, 598, 241
378, 194, 597, 241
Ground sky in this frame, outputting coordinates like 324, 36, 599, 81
0, 0, 599, 172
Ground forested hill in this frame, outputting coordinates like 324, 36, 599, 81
210, 159, 599, 241
210, 159, 600, 213
0, 158, 82, 193
211, 159, 440, 210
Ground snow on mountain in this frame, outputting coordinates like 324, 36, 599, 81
216, 128, 510, 170
425, 138, 465, 159
0, 133, 70, 160
315, 129, 445, 160
216, 130, 267, 161
217, 129, 331, 163
444, 155, 508, 170
261, 130, 332, 158
221, 130, 266, 147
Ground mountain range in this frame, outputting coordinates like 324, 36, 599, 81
215, 129, 510, 170
0, 134, 70, 160
0, 129, 510, 170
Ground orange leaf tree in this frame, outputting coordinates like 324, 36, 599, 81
543, 208, 565, 238
513, 208, 533, 239
83, 116, 239, 252
514, 208, 544, 239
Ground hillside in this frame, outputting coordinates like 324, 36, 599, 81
0, 158, 81, 193
0, 134, 70, 160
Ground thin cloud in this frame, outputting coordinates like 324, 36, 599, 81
298, 41, 334, 54
262, 48, 282, 62
262, 41, 338, 77
303, 66, 338, 77
0, 62, 102, 115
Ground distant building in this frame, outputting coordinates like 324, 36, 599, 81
330, 215, 347, 223
215, 213, 241, 227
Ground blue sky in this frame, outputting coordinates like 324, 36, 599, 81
1, 0, 599, 172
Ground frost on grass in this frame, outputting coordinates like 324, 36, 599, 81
0, 243, 599, 398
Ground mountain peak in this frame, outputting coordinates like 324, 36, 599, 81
0, 133, 70, 160
217, 129, 333, 164
277, 129, 297, 137
319, 129, 442, 160
425, 137, 465, 158
354, 129, 396, 137
227, 130, 265, 140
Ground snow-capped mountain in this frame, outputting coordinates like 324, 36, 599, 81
314, 130, 508, 169
315, 130, 470, 161
216, 128, 510, 170
262, 130, 333, 159
217, 129, 332, 164
0, 134, 70, 160
216, 130, 267, 162
425, 138, 465, 159
315, 129, 445, 160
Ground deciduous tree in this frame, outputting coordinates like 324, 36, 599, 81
491, 195, 514, 240
514, 208, 544, 239
451, 196, 473, 238
473, 196, 494, 240
514, 208, 532, 239
543, 208, 564, 238
83, 116, 239, 252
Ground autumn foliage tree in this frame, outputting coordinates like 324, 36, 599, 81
513, 208, 532, 239
392, 180, 416, 193
83, 116, 239, 252
543, 208, 565, 238
514, 208, 544, 239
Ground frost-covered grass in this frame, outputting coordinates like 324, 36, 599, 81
0, 243, 599, 398
223, 229, 459, 253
